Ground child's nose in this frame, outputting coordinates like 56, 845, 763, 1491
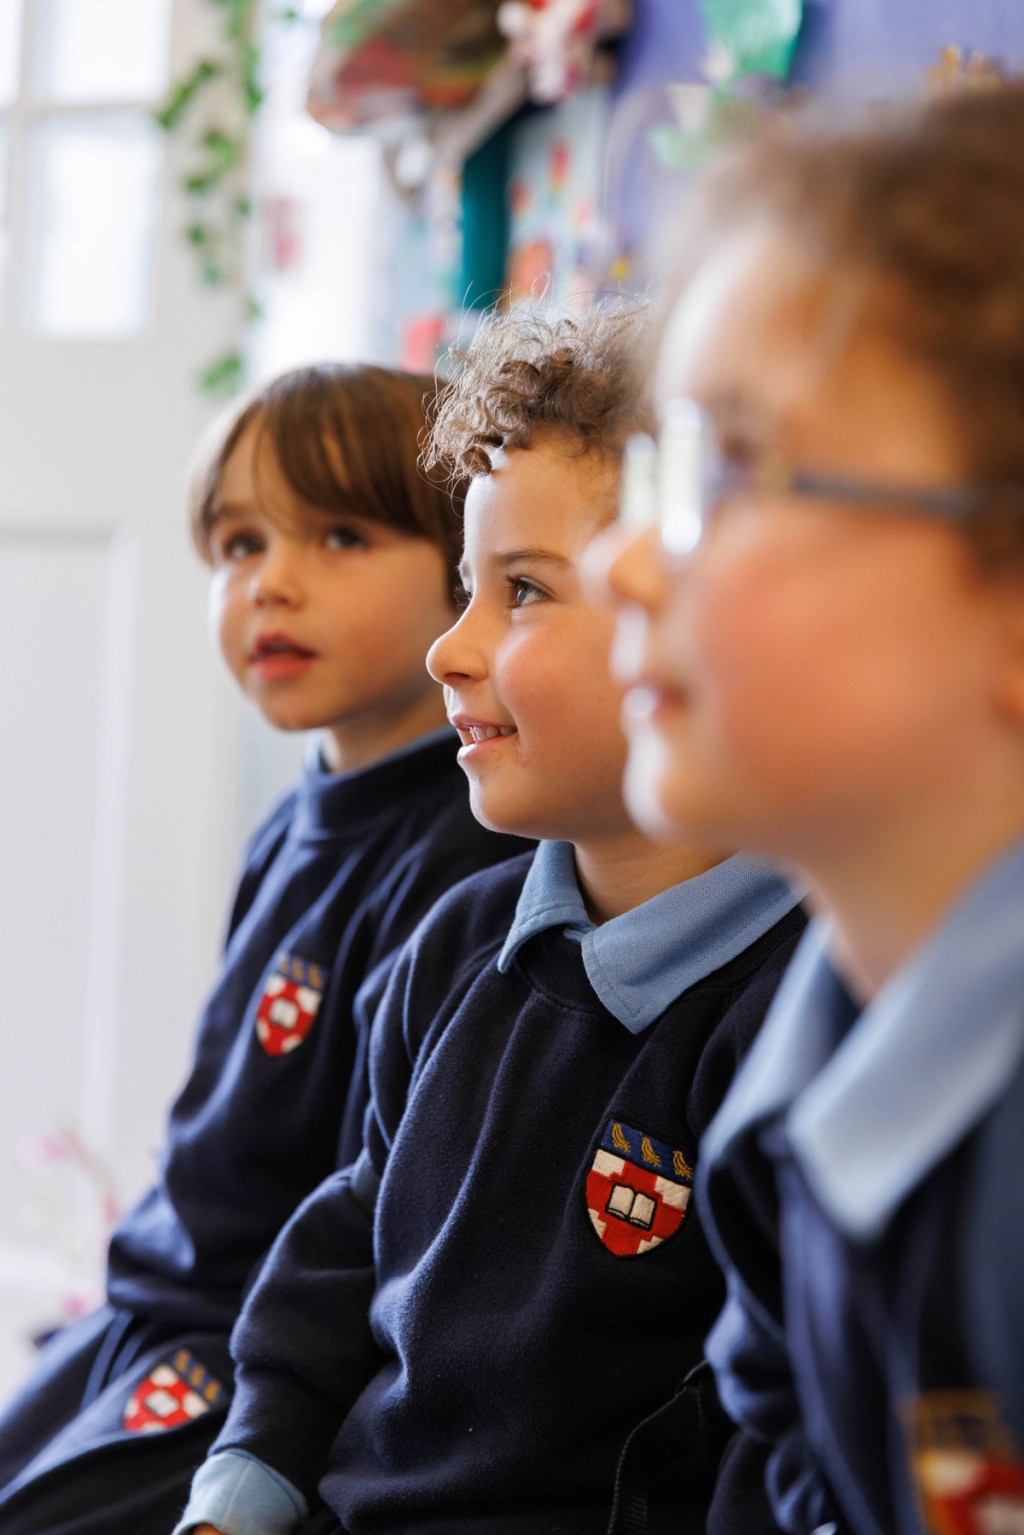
426, 604, 487, 684
581, 524, 669, 615
249, 540, 304, 607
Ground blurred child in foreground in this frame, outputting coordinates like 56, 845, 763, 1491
593, 81, 1024, 1535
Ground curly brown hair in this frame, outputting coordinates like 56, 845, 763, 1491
424, 304, 654, 482
190, 363, 466, 592
655, 82, 1024, 561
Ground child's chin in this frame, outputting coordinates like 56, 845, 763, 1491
466, 787, 549, 844
467, 788, 520, 838
258, 710, 316, 736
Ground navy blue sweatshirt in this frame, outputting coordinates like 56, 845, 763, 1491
106, 732, 524, 1332
700, 846, 1024, 1535
209, 851, 806, 1535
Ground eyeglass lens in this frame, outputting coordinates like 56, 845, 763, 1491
619, 400, 711, 555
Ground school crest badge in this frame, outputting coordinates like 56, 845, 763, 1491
255, 952, 325, 1056
123, 1348, 224, 1433
585, 1119, 693, 1257
910, 1390, 1024, 1535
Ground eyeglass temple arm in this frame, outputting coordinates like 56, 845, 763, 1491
787, 468, 984, 519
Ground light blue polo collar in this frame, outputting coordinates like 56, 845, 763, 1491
703, 836, 1024, 1242
496, 839, 800, 1035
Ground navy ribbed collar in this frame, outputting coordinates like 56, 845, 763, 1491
295, 726, 458, 836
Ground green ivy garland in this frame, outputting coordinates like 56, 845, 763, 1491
155, 0, 298, 393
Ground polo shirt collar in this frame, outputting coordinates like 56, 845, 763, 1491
497, 839, 800, 1035
704, 836, 1024, 1242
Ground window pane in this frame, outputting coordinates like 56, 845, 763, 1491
34, 0, 171, 101
26, 114, 162, 336
0, 0, 21, 107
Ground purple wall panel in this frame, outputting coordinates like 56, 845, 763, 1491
616, 0, 1024, 96
609, 0, 1024, 264
616, 1, 706, 90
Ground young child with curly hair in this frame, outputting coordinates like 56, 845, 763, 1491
172, 304, 805, 1535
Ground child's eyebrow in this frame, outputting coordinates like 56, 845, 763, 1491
205, 501, 251, 526
697, 388, 773, 435
457, 548, 572, 586
208, 499, 361, 535
490, 548, 572, 571
698, 386, 747, 411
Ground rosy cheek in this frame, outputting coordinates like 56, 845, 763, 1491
493, 630, 537, 696
687, 575, 747, 674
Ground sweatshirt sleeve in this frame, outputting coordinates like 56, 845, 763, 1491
205, 940, 422, 1501
705, 1282, 846, 1535
209, 1153, 383, 1500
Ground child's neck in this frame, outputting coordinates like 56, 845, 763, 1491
805, 792, 1024, 1001
320, 691, 450, 775
573, 830, 727, 924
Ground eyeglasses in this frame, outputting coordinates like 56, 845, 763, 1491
620, 398, 987, 557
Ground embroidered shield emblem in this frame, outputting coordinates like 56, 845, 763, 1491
255, 952, 325, 1056
910, 1390, 1024, 1535
123, 1348, 224, 1433
585, 1119, 693, 1257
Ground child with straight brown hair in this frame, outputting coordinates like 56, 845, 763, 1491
0, 362, 523, 1535
593, 81, 1024, 1535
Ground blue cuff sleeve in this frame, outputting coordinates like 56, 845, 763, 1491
173, 1448, 308, 1535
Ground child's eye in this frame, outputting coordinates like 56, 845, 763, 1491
218, 530, 263, 563
714, 428, 769, 501
509, 576, 547, 608
324, 524, 368, 551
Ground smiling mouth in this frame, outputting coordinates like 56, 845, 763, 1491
448, 714, 518, 748
465, 724, 516, 743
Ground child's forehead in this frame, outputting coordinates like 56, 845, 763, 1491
209, 462, 370, 544
658, 223, 968, 481
215, 419, 349, 529
656, 224, 842, 424
209, 490, 332, 537
462, 437, 618, 552
483, 432, 619, 500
